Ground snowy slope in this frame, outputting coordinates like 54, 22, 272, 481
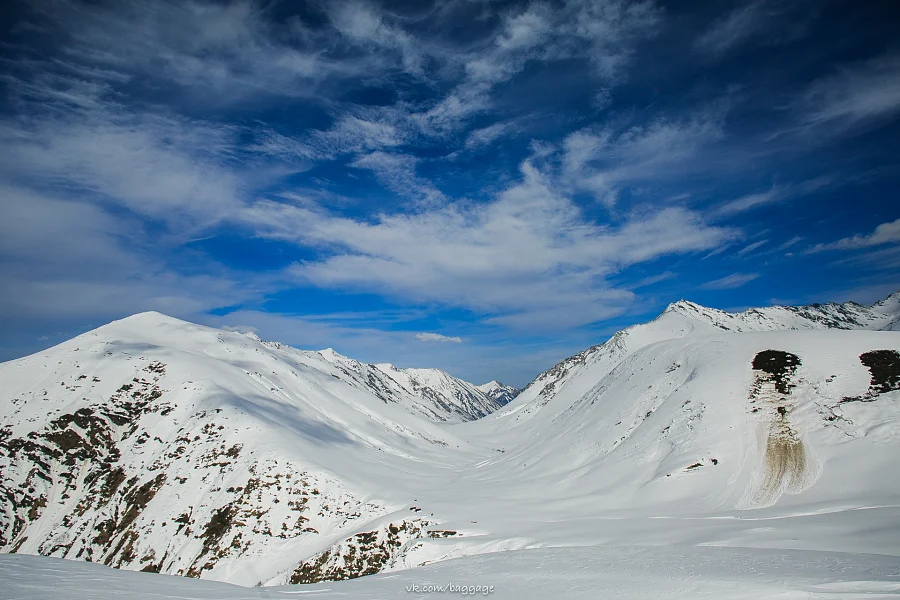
2, 297, 900, 594
307, 348, 504, 422
873, 291, 900, 330
0, 313, 490, 586
242, 337, 502, 423
477, 293, 900, 436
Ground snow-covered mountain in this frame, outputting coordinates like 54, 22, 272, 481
308, 347, 504, 422
476, 381, 520, 406
2, 294, 900, 595
484, 293, 900, 434
0, 313, 494, 586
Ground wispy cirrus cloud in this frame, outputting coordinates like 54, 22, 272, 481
465, 121, 520, 149
798, 53, 900, 134
713, 176, 832, 216
0, 75, 243, 229
417, 0, 662, 133
736, 239, 768, 256
350, 151, 446, 206
328, 1, 426, 74
809, 218, 900, 253
699, 272, 760, 290
694, 1, 770, 56
777, 236, 803, 251
416, 332, 463, 343
18, 0, 411, 102
693, 0, 814, 58
561, 104, 728, 206
0, 61, 275, 330
0, 184, 270, 324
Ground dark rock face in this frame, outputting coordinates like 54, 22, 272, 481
289, 519, 458, 584
0, 362, 170, 554
752, 350, 801, 395
843, 350, 900, 403
0, 357, 388, 583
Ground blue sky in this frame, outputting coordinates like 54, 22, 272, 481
1, 0, 899, 387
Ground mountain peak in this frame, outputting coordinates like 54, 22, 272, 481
476, 380, 520, 405
319, 347, 341, 359
112, 310, 185, 326
663, 299, 705, 314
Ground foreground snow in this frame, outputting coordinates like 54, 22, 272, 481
4, 546, 900, 599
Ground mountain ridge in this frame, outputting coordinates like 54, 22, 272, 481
485, 291, 900, 434
1, 293, 899, 587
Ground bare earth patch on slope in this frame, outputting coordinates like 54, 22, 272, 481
748, 350, 815, 506
290, 519, 458, 584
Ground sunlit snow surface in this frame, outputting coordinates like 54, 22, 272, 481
2, 296, 900, 597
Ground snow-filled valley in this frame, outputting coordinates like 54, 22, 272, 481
2, 294, 900, 598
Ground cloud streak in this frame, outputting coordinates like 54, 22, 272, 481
809, 218, 900, 253
799, 53, 900, 133
416, 0, 662, 133
699, 272, 760, 290
416, 332, 463, 343
694, 0, 812, 58
561, 104, 728, 206
713, 177, 833, 216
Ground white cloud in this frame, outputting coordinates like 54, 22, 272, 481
245, 130, 322, 162
0, 79, 243, 229
628, 271, 676, 289
415, 332, 463, 343
0, 185, 270, 323
328, 1, 424, 74
713, 177, 832, 216
715, 187, 783, 216
350, 151, 446, 206
316, 116, 405, 154
777, 236, 803, 251
737, 239, 768, 256
592, 88, 613, 110
19, 0, 435, 106
694, 1, 768, 56
416, 0, 661, 133
699, 272, 760, 290
799, 53, 900, 132
562, 0, 661, 80
465, 121, 518, 149
245, 160, 734, 329
561, 105, 727, 206
36, 1, 319, 97
694, 1, 814, 59
809, 218, 900, 253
